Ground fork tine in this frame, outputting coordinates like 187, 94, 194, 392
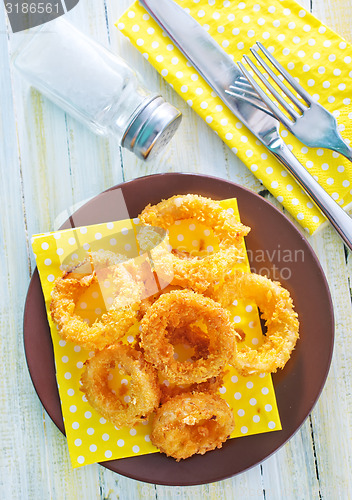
250, 48, 307, 114
229, 83, 259, 99
237, 61, 292, 128
225, 86, 276, 118
256, 42, 313, 105
243, 55, 299, 121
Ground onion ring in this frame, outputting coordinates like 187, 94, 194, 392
80, 343, 160, 428
139, 194, 250, 292
210, 271, 299, 375
140, 289, 238, 384
50, 252, 142, 350
150, 392, 235, 460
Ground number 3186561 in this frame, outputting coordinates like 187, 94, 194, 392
5, 2, 61, 14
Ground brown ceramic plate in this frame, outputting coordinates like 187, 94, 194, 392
23, 173, 334, 486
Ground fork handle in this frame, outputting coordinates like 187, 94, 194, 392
270, 141, 352, 251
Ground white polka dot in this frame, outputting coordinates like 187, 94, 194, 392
130, 428, 137, 436
265, 404, 272, 412
268, 421, 276, 429
85, 411, 92, 419
41, 242, 49, 250
70, 405, 77, 413
102, 433, 109, 441
75, 439, 82, 447
64, 372, 71, 380
89, 444, 97, 452
252, 337, 259, 345
133, 445, 140, 453
77, 456, 85, 464
237, 409, 245, 417
249, 398, 257, 406
105, 450, 112, 459
231, 375, 238, 383
262, 387, 269, 395
246, 381, 254, 389
117, 439, 124, 447
59, 340, 66, 347
241, 426, 248, 434
47, 274, 55, 282
234, 392, 242, 400
253, 415, 260, 423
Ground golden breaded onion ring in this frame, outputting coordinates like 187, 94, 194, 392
139, 194, 250, 292
210, 271, 299, 375
140, 289, 238, 384
50, 252, 142, 350
151, 392, 235, 461
80, 344, 161, 428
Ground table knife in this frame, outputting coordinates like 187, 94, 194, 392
139, 0, 352, 250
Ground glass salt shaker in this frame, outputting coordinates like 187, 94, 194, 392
13, 17, 182, 160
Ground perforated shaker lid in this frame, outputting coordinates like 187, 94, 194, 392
122, 96, 182, 160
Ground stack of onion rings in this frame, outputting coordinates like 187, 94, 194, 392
47, 193, 300, 462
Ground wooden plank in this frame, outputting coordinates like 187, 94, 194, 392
312, 0, 352, 42
308, 224, 352, 499
0, 7, 53, 500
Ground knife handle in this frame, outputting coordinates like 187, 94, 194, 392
271, 141, 352, 250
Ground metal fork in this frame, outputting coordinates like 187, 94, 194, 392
228, 42, 352, 161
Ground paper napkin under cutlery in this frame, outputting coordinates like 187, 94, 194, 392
117, 0, 352, 234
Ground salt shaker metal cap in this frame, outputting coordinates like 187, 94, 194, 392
122, 96, 182, 160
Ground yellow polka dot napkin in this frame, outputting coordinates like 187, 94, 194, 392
31, 199, 281, 468
117, 0, 352, 234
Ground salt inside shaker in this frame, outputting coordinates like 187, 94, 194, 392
13, 17, 182, 160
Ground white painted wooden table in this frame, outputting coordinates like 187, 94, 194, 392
1, 0, 352, 498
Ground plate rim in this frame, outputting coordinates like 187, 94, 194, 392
23, 172, 334, 485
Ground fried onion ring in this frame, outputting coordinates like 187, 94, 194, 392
210, 271, 299, 375
150, 392, 235, 460
139, 194, 250, 292
140, 289, 238, 384
80, 343, 160, 428
50, 252, 142, 350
